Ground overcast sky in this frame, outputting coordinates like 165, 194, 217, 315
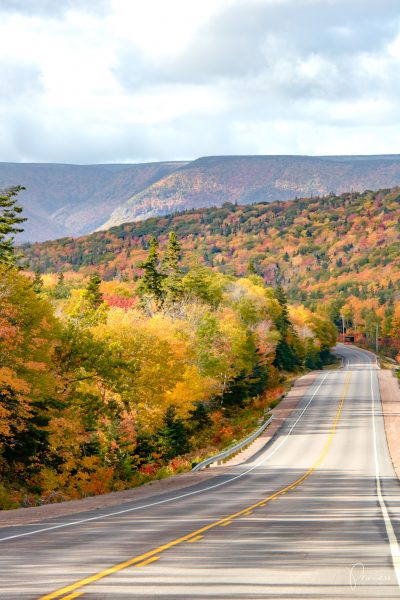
1, 0, 399, 164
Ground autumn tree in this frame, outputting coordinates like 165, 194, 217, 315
0, 186, 26, 265
65, 274, 107, 326
0, 266, 61, 478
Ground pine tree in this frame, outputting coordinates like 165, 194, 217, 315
161, 231, 182, 302
247, 260, 257, 275
157, 406, 189, 459
85, 274, 103, 309
189, 402, 212, 432
32, 270, 44, 294
275, 285, 291, 335
53, 272, 70, 299
0, 186, 26, 265
274, 285, 300, 371
137, 237, 164, 302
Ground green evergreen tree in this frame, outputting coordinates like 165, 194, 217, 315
85, 274, 103, 309
274, 285, 291, 335
162, 231, 183, 302
53, 272, 70, 299
157, 406, 189, 459
0, 186, 26, 265
137, 237, 164, 302
32, 270, 44, 294
274, 285, 301, 371
189, 402, 212, 432
247, 260, 257, 275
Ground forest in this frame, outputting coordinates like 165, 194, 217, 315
23, 187, 400, 358
0, 187, 337, 508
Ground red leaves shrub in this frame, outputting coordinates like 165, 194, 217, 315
139, 463, 158, 476
104, 295, 136, 309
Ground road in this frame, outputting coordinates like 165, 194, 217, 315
1, 345, 400, 599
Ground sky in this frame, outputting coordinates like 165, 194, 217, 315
0, 0, 400, 164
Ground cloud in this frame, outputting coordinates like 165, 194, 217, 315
0, 0, 110, 18
0, 0, 400, 163
0, 61, 43, 99
115, 0, 399, 85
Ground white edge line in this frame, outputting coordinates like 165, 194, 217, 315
371, 367, 400, 588
0, 372, 331, 543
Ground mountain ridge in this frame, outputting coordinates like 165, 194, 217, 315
4, 154, 400, 242
0, 161, 187, 242
99, 154, 400, 230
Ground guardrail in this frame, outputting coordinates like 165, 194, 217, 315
192, 415, 274, 471
382, 355, 398, 365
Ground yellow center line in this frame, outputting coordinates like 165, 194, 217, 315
60, 592, 84, 599
187, 535, 203, 543
136, 556, 160, 567
38, 371, 352, 600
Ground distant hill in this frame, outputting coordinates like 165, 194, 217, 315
99, 154, 400, 230
0, 162, 187, 242
4, 154, 400, 242
22, 187, 400, 302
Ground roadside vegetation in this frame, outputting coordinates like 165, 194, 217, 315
0, 188, 336, 509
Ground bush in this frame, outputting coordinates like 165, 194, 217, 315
0, 484, 20, 510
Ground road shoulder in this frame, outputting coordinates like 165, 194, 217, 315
222, 371, 320, 466
379, 369, 400, 479
0, 370, 321, 528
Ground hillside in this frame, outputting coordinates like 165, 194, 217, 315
22, 188, 400, 321
4, 154, 400, 242
99, 154, 400, 229
0, 161, 187, 242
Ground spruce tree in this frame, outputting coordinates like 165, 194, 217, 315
158, 406, 189, 459
137, 237, 164, 302
247, 260, 257, 275
53, 272, 70, 299
275, 285, 291, 335
32, 270, 44, 294
85, 274, 103, 309
162, 231, 183, 302
189, 402, 212, 432
0, 186, 26, 265
274, 285, 300, 371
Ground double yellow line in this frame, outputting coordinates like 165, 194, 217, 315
39, 371, 352, 600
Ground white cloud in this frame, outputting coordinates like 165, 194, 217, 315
0, 0, 400, 163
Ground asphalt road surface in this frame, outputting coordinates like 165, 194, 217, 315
1, 345, 400, 599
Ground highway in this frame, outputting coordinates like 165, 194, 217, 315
1, 345, 400, 599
